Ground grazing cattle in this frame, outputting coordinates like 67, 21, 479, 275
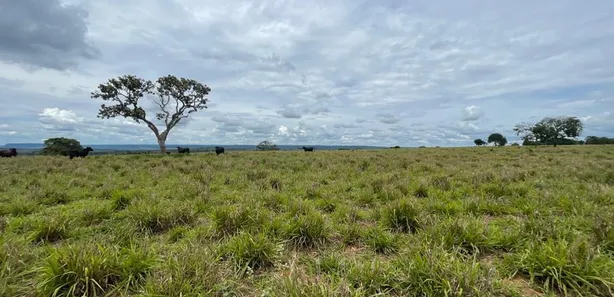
0, 148, 17, 158
301, 146, 314, 152
166, 152, 171, 155
177, 147, 190, 154
69, 147, 93, 159
215, 146, 225, 155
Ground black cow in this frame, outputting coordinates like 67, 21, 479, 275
177, 147, 190, 154
0, 148, 17, 158
301, 146, 314, 152
69, 147, 93, 159
215, 146, 225, 155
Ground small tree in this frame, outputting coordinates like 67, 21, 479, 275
514, 116, 583, 147
474, 139, 486, 146
256, 140, 278, 151
487, 133, 507, 146
91, 74, 211, 154
41, 137, 83, 155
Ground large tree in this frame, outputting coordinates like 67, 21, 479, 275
487, 133, 507, 146
256, 140, 278, 151
514, 116, 583, 147
91, 75, 211, 154
41, 137, 82, 155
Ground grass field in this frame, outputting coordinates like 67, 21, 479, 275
1, 146, 614, 297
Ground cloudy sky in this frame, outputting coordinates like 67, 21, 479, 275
1, 0, 613, 147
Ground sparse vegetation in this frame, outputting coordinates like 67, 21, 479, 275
1, 146, 614, 296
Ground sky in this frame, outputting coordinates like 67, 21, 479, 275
1, 0, 613, 147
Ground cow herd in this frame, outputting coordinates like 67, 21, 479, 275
0, 145, 317, 159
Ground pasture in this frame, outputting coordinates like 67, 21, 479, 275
1, 146, 613, 296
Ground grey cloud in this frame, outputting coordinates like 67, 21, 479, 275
277, 107, 302, 119
276, 104, 329, 119
376, 113, 401, 124
0, 0, 100, 70
333, 123, 360, 129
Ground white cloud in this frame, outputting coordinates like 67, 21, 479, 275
461, 105, 484, 122
1, 0, 614, 146
39, 108, 84, 123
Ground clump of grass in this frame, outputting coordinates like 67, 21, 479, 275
364, 226, 399, 255
502, 238, 614, 296
142, 245, 235, 296
211, 206, 258, 236
308, 251, 347, 275
413, 184, 429, 198
315, 198, 336, 213
0, 197, 39, 216
338, 223, 364, 246
125, 199, 196, 234
593, 215, 614, 254
347, 259, 397, 295
28, 217, 71, 244
167, 226, 189, 243
221, 232, 281, 273
110, 189, 140, 211
0, 237, 37, 296
393, 244, 502, 296
39, 189, 71, 205
381, 199, 421, 233
267, 273, 344, 297
284, 212, 331, 248
36, 243, 154, 297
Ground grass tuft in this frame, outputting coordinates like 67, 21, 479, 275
381, 199, 421, 233
221, 232, 281, 273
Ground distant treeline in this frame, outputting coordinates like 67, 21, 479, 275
523, 136, 614, 146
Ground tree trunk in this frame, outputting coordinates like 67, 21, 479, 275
158, 138, 167, 154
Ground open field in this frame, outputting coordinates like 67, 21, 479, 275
1, 146, 614, 297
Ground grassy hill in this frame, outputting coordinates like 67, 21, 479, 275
1, 146, 613, 296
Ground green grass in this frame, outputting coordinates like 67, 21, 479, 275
1, 145, 614, 296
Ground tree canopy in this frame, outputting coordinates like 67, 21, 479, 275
487, 133, 507, 146
91, 74, 211, 154
474, 139, 486, 146
585, 136, 614, 145
41, 137, 82, 155
256, 140, 278, 151
514, 116, 583, 147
